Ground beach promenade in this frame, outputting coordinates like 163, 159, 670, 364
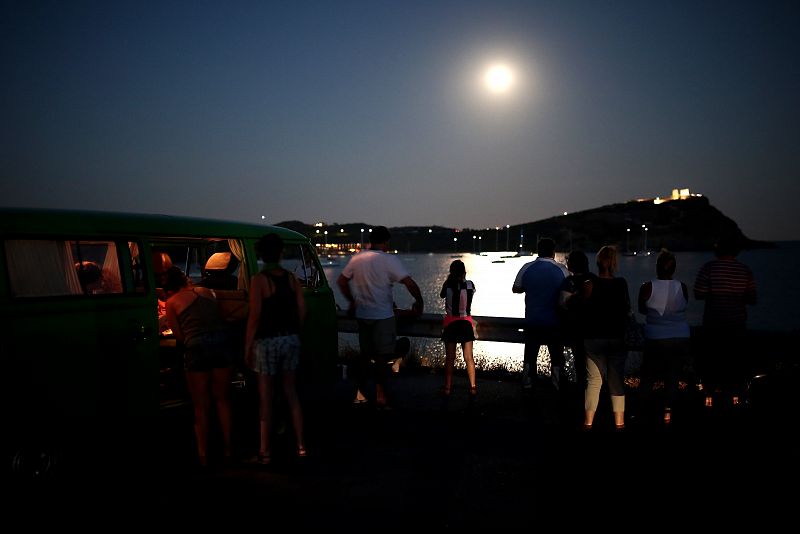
19, 364, 794, 527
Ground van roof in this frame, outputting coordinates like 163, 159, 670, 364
0, 207, 307, 241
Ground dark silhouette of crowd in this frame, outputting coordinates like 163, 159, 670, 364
158, 230, 757, 467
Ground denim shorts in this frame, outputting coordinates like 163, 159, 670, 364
183, 330, 233, 372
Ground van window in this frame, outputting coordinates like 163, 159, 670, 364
151, 238, 247, 291
5, 239, 125, 297
268, 243, 322, 289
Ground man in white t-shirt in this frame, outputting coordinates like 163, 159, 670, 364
337, 226, 423, 408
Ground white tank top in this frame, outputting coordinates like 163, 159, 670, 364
644, 279, 690, 339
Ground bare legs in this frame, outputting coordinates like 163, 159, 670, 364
444, 343, 456, 394
464, 341, 476, 392
186, 367, 233, 465
186, 371, 211, 465
443, 341, 476, 395
212, 367, 233, 458
257, 371, 305, 458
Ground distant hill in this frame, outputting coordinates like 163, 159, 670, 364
276, 196, 774, 253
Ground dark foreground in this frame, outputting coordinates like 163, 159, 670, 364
10, 367, 798, 527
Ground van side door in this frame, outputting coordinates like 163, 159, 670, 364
0, 238, 159, 428
278, 242, 338, 381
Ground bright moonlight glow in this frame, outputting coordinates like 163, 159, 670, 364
484, 64, 513, 93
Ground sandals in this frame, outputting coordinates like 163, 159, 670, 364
297, 446, 308, 458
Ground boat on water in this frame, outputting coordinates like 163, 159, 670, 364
491, 260, 505, 264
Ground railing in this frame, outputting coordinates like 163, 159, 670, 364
337, 311, 526, 343
336, 310, 800, 372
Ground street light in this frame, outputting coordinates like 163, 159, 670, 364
472, 235, 476, 254
478, 236, 482, 254
495, 227, 499, 251
360, 228, 364, 249
644, 227, 649, 254
505, 224, 510, 251
640, 224, 646, 254
453, 237, 458, 254
324, 230, 328, 247
626, 228, 631, 253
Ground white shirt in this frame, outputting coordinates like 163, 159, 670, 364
341, 250, 410, 320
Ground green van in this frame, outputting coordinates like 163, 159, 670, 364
0, 208, 338, 476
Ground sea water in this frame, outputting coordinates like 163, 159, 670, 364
324, 243, 800, 372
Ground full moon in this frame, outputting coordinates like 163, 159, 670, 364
484, 64, 513, 93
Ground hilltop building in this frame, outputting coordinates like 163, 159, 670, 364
634, 188, 703, 205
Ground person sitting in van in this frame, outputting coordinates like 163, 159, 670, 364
164, 266, 233, 467
75, 261, 102, 293
74, 260, 122, 294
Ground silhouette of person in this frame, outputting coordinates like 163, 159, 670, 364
245, 233, 307, 463
573, 246, 631, 430
512, 237, 569, 390
559, 250, 592, 424
638, 250, 694, 424
440, 260, 477, 396
164, 266, 233, 466
694, 234, 757, 408
337, 226, 423, 408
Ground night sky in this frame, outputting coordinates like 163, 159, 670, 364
2, 1, 798, 240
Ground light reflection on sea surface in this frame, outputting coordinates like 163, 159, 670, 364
324, 245, 800, 372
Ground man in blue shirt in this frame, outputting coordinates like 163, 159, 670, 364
512, 238, 569, 390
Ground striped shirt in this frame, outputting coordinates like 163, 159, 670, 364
694, 257, 756, 328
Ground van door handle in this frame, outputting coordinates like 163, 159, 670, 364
133, 324, 153, 342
